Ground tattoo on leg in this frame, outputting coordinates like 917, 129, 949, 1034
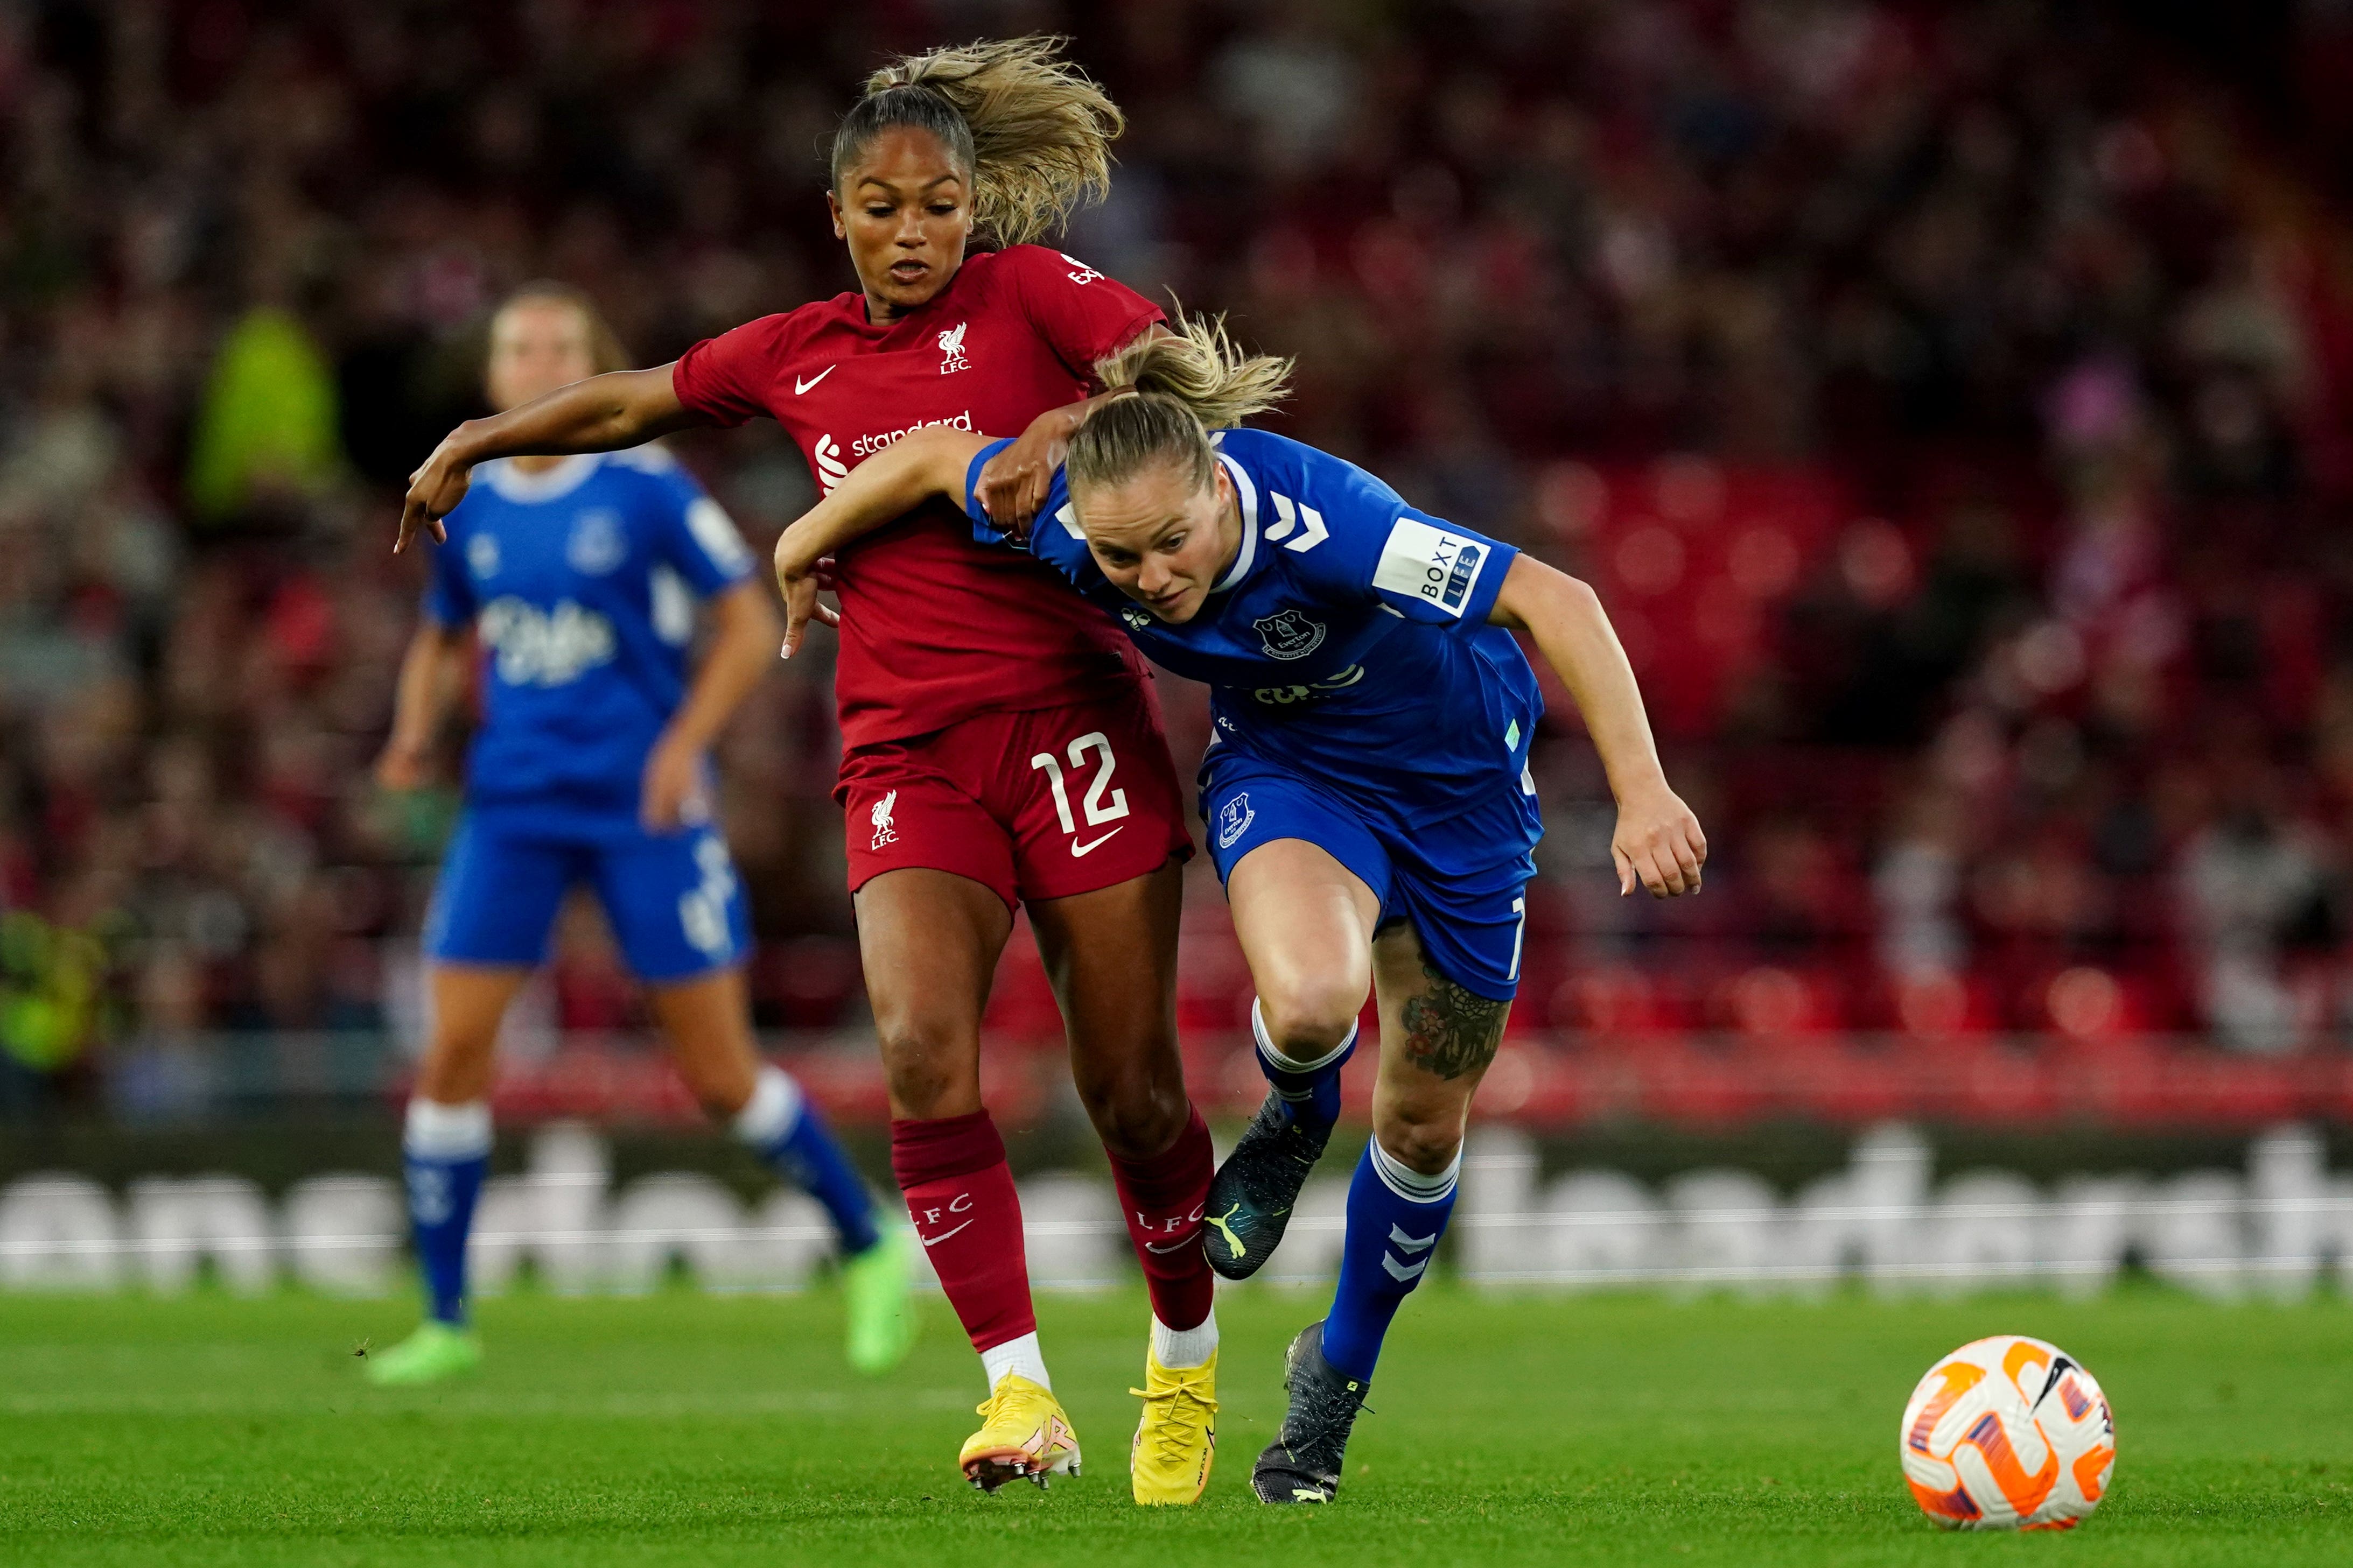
1398, 960, 1507, 1080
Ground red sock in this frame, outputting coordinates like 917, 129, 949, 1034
890, 1111, 1036, 1353
1105, 1104, 1216, 1332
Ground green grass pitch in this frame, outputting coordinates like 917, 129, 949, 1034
1, 1285, 2345, 1566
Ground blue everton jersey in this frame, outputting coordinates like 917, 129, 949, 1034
424, 447, 754, 822
964, 427, 1544, 843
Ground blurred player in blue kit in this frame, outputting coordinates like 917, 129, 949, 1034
771, 316, 1707, 1503
368, 284, 913, 1386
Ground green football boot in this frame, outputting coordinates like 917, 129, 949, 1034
363, 1320, 481, 1387
841, 1225, 919, 1375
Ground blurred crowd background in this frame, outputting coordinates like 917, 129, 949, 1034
7, 0, 2353, 1123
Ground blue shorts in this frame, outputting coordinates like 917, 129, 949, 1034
1200, 748, 1536, 1002
423, 811, 751, 983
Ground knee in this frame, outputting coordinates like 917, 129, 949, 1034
875, 1021, 976, 1120
1375, 1102, 1465, 1177
1256, 976, 1363, 1063
1075, 1059, 1185, 1160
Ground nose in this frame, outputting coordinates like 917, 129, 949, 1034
1136, 558, 1169, 597
894, 208, 926, 247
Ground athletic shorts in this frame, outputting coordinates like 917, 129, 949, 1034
1200, 746, 1535, 1002
836, 690, 1193, 911
423, 811, 751, 983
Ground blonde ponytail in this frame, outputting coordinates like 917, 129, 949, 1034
835, 36, 1123, 249
1094, 311, 1294, 430
1068, 311, 1294, 499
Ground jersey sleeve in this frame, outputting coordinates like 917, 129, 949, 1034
963, 439, 1023, 548
1277, 440, 1519, 628
640, 459, 755, 594
962, 438, 1091, 576
997, 246, 1165, 384
671, 313, 792, 428
422, 519, 476, 627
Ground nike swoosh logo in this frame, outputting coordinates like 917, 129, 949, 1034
1144, 1235, 1195, 1254
795, 365, 836, 395
1070, 827, 1124, 857
920, 1220, 974, 1248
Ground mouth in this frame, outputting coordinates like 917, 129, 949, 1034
887, 259, 930, 286
1146, 588, 1189, 617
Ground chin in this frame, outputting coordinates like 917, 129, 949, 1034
879, 275, 944, 310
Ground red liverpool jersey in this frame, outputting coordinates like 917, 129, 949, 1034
672, 244, 1160, 750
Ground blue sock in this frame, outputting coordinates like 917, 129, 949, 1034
737, 1066, 881, 1256
402, 1099, 491, 1327
1252, 999, 1357, 1129
1318, 1138, 1460, 1382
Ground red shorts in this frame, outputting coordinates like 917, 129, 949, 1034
836, 690, 1194, 909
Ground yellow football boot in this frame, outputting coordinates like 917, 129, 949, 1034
1129, 1345, 1218, 1504
960, 1373, 1082, 1492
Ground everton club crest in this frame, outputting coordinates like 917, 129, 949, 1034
1252, 608, 1326, 661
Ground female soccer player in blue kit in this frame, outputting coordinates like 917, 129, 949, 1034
367, 284, 912, 1386
769, 319, 1707, 1503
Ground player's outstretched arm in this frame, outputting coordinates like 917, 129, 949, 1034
771, 426, 994, 658
397, 366, 698, 553
1489, 554, 1707, 898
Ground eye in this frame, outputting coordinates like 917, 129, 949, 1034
866, 205, 893, 217
1160, 533, 1187, 552
928, 202, 956, 215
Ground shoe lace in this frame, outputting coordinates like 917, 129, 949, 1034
1129, 1381, 1218, 1464
1280, 1373, 1368, 1461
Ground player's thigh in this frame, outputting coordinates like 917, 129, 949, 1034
1367, 897, 1519, 1174
854, 867, 1015, 1120
643, 965, 759, 1116
1211, 763, 1388, 1042
1027, 855, 1187, 1155
591, 824, 750, 982
416, 964, 535, 1102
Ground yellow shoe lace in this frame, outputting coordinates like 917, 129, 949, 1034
1129, 1380, 1218, 1466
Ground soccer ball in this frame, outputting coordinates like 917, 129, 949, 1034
1899, 1335, 2115, 1530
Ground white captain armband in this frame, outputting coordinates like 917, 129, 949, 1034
1371, 517, 1493, 618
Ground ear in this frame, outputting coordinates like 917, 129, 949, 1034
826, 190, 846, 241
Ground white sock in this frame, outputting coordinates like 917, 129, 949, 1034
981, 1331, 1052, 1393
731, 1065, 802, 1147
1369, 1137, 1460, 1203
1151, 1306, 1218, 1370
1251, 997, 1358, 1073
403, 1098, 492, 1161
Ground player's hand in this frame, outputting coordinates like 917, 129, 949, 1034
373, 734, 433, 793
398, 431, 476, 553
640, 732, 706, 831
975, 407, 1073, 538
1612, 783, 1706, 898
773, 531, 841, 659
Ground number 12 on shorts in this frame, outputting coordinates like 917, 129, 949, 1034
1030, 730, 1130, 855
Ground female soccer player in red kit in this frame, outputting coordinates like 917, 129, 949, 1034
398, 40, 1216, 1502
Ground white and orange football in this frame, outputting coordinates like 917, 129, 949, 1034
1899, 1334, 2116, 1530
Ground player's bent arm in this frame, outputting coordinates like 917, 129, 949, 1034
1488, 554, 1708, 899
974, 324, 1173, 531
375, 620, 472, 791
641, 580, 778, 830
771, 426, 995, 657
397, 367, 697, 553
